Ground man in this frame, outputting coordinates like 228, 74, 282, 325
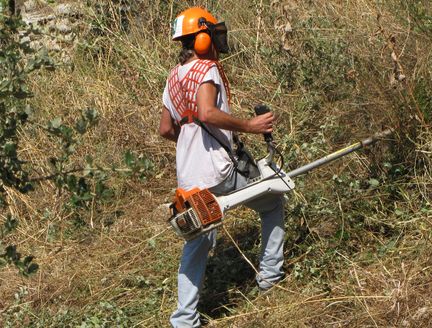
159, 7, 285, 327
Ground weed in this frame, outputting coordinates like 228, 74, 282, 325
0, 1, 432, 327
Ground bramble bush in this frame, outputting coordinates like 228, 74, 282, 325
0, 6, 54, 275
0, 4, 153, 277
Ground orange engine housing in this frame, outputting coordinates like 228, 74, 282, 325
173, 188, 222, 226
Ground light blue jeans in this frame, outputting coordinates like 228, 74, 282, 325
170, 170, 285, 328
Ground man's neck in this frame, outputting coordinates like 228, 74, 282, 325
185, 50, 219, 65
185, 54, 199, 64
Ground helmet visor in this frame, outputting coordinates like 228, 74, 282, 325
209, 22, 229, 53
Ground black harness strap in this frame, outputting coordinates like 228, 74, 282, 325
192, 117, 238, 166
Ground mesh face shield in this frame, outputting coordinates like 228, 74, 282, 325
208, 22, 229, 53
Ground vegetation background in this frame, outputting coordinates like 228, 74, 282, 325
1, 0, 431, 326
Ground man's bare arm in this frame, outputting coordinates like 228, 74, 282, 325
159, 106, 180, 142
196, 82, 274, 134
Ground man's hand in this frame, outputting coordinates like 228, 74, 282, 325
246, 112, 274, 134
197, 82, 276, 134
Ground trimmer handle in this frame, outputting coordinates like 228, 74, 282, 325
254, 104, 273, 143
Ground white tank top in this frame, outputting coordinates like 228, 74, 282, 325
162, 59, 234, 190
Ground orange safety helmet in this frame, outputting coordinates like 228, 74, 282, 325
172, 7, 229, 55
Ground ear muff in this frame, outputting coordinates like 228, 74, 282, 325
194, 32, 212, 55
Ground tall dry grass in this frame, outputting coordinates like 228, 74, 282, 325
1, 0, 431, 326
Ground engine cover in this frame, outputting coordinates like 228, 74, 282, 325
169, 188, 223, 240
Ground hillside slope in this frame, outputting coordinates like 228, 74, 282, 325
1, 0, 431, 327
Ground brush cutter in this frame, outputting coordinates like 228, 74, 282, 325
168, 105, 393, 241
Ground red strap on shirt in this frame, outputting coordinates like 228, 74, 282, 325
168, 59, 231, 125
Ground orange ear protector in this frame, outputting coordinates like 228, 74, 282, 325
194, 17, 212, 55
194, 31, 212, 55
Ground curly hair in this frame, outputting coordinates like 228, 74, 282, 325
178, 35, 196, 65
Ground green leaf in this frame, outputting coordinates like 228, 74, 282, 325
95, 181, 106, 196
80, 192, 93, 202
3, 142, 17, 156
0, 79, 10, 91
4, 215, 18, 234
20, 183, 34, 193
395, 209, 404, 216
26, 59, 36, 72
50, 117, 62, 129
66, 175, 77, 191
69, 195, 81, 207
0, 258, 7, 268
23, 255, 34, 266
26, 263, 39, 275
14, 84, 32, 99
77, 177, 89, 193
83, 164, 93, 177
85, 155, 93, 165
5, 245, 20, 262
19, 256, 39, 276
75, 118, 87, 134
100, 189, 114, 200
335, 229, 350, 241
59, 125, 73, 140
17, 109, 29, 122
139, 156, 154, 171
124, 150, 135, 167
66, 144, 76, 154
368, 179, 380, 187
148, 239, 156, 248
84, 108, 98, 123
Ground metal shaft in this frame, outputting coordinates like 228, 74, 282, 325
287, 129, 394, 178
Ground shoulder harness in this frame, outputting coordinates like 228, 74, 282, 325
168, 59, 231, 126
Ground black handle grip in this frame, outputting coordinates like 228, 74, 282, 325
254, 104, 273, 142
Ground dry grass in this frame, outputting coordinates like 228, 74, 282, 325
1, 0, 431, 326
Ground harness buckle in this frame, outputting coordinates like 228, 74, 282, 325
179, 110, 197, 126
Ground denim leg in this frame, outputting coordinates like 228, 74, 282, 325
170, 230, 217, 328
213, 169, 286, 289
246, 195, 285, 290
170, 170, 285, 326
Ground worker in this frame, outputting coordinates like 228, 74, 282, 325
159, 7, 286, 327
